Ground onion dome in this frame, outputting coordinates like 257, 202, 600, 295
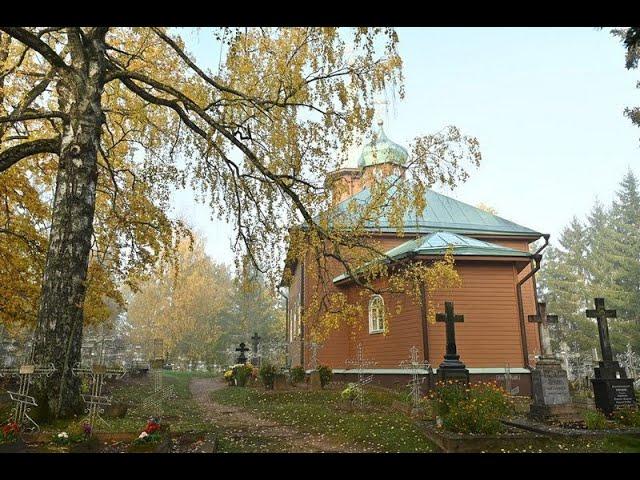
357, 119, 409, 169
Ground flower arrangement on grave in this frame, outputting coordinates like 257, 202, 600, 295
317, 365, 333, 388
135, 418, 162, 444
259, 362, 278, 389
1, 421, 20, 443
52, 431, 70, 445
223, 369, 235, 386
290, 365, 305, 385
428, 380, 512, 435
233, 363, 253, 387
83, 423, 92, 439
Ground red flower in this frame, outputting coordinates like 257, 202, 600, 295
2, 421, 20, 438
144, 421, 160, 434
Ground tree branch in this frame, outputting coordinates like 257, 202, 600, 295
0, 27, 70, 72
0, 137, 60, 172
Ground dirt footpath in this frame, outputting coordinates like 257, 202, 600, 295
189, 377, 359, 453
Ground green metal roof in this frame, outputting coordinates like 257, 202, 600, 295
332, 186, 542, 238
385, 231, 533, 260
332, 231, 533, 284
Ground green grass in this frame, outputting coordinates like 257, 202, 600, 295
36, 371, 214, 436
211, 386, 436, 452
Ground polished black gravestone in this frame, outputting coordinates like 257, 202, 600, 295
587, 298, 637, 415
436, 301, 469, 383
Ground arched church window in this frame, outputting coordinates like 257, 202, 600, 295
369, 295, 385, 334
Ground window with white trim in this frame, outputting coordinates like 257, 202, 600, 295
368, 295, 385, 333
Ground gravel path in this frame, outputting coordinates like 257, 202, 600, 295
189, 377, 358, 453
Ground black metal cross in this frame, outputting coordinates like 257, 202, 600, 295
436, 301, 464, 359
586, 298, 617, 363
528, 301, 558, 358
250, 332, 261, 355
236, 342, 250, 364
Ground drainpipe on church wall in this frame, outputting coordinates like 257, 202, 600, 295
419, 282, 430, 364
516, 234, 550, 370
300, 260, 305, 369
278, 287, 289, 367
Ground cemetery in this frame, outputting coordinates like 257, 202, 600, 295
1, 26, 640, 456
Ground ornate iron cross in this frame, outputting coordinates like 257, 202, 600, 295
141, 338, 175, 418
72, 334, 125, 434
399, 346, 432, 408
586, 297, 617, 363
528, 301, 558, 359
0, 335, 56, 431
345, 343, 377, 408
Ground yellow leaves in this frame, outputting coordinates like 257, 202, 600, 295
127, 230, 232, 359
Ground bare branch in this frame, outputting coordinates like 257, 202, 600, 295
0, 27, 70, 72
0, 137, 60, 172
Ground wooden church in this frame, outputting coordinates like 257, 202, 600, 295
282, 120, 546, 394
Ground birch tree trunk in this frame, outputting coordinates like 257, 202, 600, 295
33, 31, 106, 418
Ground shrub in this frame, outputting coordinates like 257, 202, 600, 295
584, 410, 609, 430
233, 363, 253, 387
290, 365, 306, 385
428, 380, 512, 435
341, 383, 362, 403
612, 406, 640, 427
317, 365, 333, 388
259, 362, 278, 389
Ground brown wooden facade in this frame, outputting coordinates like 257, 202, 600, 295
284, 234, 542, 395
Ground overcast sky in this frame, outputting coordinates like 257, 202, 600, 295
169, 27, 639, 265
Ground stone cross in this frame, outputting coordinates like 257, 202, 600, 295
436, 301, 465, 366
399, 346, 432, 408
345, 343, 377, 408
250, 332, 261, 356
0, 334, 56, 431
235, 342, 250, 364
528, 302, 558, 358
586, 298, 617, 363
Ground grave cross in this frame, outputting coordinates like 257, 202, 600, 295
399, 346, 432, 408
235, 342, 250, 364
72, 333, 126, 434
619, 344, 638, 380
0, 335, 56, 431
250, 332, 261, 356
345, 343, 377, 408
586, 298, 617, 363
528, 301, 558, 358
436, 301, 465, 366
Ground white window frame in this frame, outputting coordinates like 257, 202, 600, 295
368, 295, 385, 334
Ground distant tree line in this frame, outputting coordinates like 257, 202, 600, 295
537, 169, 640, 357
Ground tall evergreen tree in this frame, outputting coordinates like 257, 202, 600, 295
539, 217, 596, 353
